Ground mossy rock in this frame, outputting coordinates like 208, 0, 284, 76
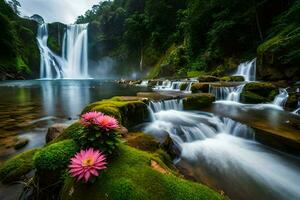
49, 122, 83, 144
220, 76, 244, 82
183, 93, 215, 110
286, 93, 299, 109
61, 144, 226, 200
125, 132, 160, 153
198, 75, 220, 82
179, 83, 189, 91
0, 149, 39, 184
191, 83, 209, 93
34, 139, 79, 172
82, 97, 149, 128
240, 82, 278, 103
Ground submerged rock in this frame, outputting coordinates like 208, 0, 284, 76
183, 93, 215, 110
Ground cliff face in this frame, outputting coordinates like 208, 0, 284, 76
0, 0, 40, 80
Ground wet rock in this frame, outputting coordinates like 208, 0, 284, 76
285, 93, 299, 110
14, 138, 29, 150
183, 93, 215, 110
220, 75, 244, 82
191, 83, 209, 93
240, 82, 278, 103
118, 125, 128, 137
46, 123, 70, 143
162, 135, 180, 159
198, 75, 220, 82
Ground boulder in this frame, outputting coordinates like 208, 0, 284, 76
162, 135, 181, 159
285, 93, 299, 110
198, 75, 220, 82
191, 83, 209, 93
220, 76, 244, 82
14, 138, 29, 150
183, 93, 215, 110
46, 123, 70, 143
240, 82, 278, 103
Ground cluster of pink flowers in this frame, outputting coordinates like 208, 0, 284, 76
69, 148, 107, 182
80, 111, 119, 131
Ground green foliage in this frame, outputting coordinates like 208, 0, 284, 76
0, 149, 39, 183
61, 144, 227, 200
34, 140, 79, 171
75, 126, 120, 156
179, 83, 188, 91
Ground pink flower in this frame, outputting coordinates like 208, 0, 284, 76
80, 111, 104, 127
69, 148, 107, 182
94, 115, 119, 131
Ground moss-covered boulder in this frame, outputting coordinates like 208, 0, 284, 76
240, 82, 278, 103
191, 83, 209, 93
0, 149, 39, 184
198, 75, 220, 82
61, 144, 226, 200
220, 76, 244, 82
286, 93, 299, 109
82, 97, 149, 128
183, 93, 215, 110
179, 83, 189, 91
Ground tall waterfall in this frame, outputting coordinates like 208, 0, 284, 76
235, 58, 256, 81
144, 100, 300, 200
37, 23, 89, 79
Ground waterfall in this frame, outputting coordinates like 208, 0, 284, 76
37, 24, 64, 79
37, 23, 89, 79
273, 88, 289, 107
234, 58, 256, 81
210, 84, 245, 102
144, 100, 300, 200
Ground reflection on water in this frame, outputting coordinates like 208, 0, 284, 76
0, 80, 151, 160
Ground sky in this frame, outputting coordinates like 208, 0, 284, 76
17, 0, 101, 24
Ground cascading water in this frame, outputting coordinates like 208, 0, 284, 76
144, 99, 300, 200
235, 58, 256, 81
37, 23, 89, 79
210, 84, 245, 102
273, 88, 289, 107
37, 24, 64, 79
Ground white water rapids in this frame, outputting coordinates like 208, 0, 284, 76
144, 100, 300, 200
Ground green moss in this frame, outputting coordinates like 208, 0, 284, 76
187, 71, 205, 78
240, 91, 270, 104
34, 140, 79, 171
183, 93, 215, 110
82, 98, 148, 127
0, 149, 39, 184
198, 75, 220, 82
240, 82, 278, 103
61, 144, 226, 200
179, 83, 188, 91
191, 83, 209, 93
49, 122, 83, 144
220, 76, 244, 82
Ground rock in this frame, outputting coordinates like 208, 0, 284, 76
150, 160, 169, 174
220, 76, 244, 82
285, 93, 299, 110
183, 93, 215, 110
198, 75, 220, 82
191, 83, 209, 93
46, 123, 70, 143
125, 132, 160, 153
118, 125, 128, 137
240, 82, 278, 103
162, 135, 181, 159
14, 138, 29, 150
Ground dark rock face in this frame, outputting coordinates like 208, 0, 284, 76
183, 93, 215, 110
46, 123, 70, 143
240, 82, 278, 103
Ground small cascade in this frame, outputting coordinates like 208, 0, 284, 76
149, 99, 183, 113
153, 80, 195, 93
144, 105, 300, 200
37, 23, 89, 79
273, 88, 289, 107
209, 84, 245, 102
234, 58, 256, 81
139, 80, 149, 86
